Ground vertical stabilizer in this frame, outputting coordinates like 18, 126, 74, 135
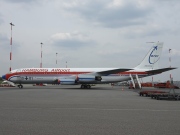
135, 42, 163, 70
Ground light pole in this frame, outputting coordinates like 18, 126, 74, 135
40, 42, 43, 68
9, 22, 15, 71
56, 53, 58, 67
169, 49, 172, 80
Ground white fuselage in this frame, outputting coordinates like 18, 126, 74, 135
5, 68, 149, 85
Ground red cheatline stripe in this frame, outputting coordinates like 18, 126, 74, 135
6, 71, 148, 76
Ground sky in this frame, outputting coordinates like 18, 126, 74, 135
0, 0, 180, 82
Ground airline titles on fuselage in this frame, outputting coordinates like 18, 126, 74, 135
21, 68, 71, 72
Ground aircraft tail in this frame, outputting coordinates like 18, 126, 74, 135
135, 42, 163, 70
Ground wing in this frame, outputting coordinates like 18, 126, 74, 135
146, 67, 177, 75
87, 68, 132, 76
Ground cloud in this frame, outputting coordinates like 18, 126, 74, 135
49, 32, 95, 49
0, 0, 45, 8
61, 0, 152, 28
0, 14, 4, 25
171, 49, 180, 56
118, 25, 170, 39
0, 34, 21, 53
0, 34, 10, 50
3, 0, 40, 4
0, 0, 179, 81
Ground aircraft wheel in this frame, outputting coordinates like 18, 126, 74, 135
81, 84, 91, 89
87, 85, 91, 89
81, 85, 85, 89
18, 84, 23, 89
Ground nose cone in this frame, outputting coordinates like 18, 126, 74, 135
2, 75, 6, 80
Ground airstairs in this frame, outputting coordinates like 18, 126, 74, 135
129, 74, 142, 89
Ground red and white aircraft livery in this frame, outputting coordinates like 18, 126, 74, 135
1, 42, 176, 89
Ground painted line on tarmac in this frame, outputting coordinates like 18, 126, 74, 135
1, 107, 180, 112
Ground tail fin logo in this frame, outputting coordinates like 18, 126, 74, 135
149, 46, 159, 64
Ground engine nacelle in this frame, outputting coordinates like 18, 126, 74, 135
54, 79, 77, 85
78, 75, 102, 82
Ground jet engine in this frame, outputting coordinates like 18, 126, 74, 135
78, 75, 102, 82
54, 79, 77, 85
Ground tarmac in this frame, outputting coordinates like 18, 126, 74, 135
0, 84, 180, 135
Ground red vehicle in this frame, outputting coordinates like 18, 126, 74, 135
154, 83, 167, 88
139, 90, 168, 97
154, 81, 179, 89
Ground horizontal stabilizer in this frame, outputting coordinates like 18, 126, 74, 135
97, 68, 132, 76
146, 67, 177, 74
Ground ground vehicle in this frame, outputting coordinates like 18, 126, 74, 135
139, 90, 167, 97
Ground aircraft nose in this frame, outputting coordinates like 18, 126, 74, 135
2, 75, 6, 80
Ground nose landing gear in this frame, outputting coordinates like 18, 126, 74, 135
17, 84, 23, 88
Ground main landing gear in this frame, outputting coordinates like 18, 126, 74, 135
81, 84, 91, 89
17, 84, 23, 88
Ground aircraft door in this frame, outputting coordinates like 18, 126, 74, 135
15, 69, 23, 83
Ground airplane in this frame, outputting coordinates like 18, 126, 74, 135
1, 42, 176, 89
